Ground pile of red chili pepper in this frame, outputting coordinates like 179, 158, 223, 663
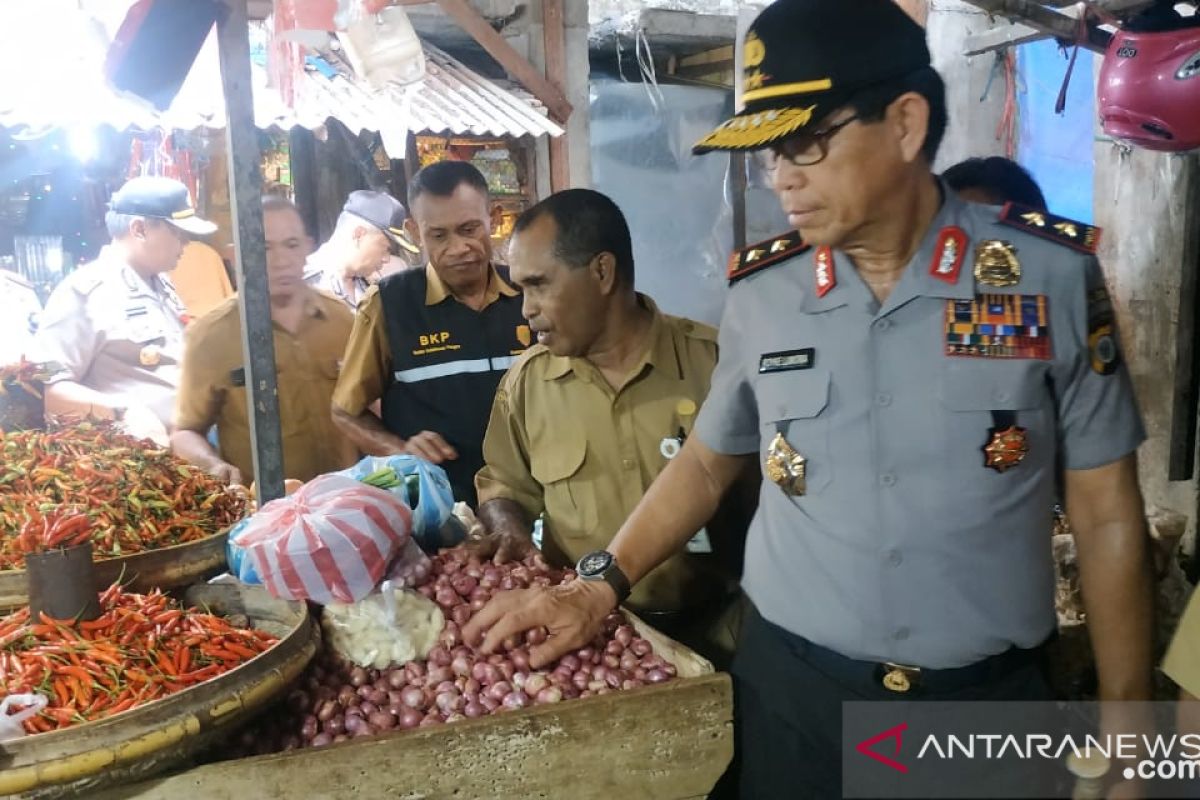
12, 508, 94, 555
0, 583, 278, 733
0, 420, 247, 570
0, 359, 53, 399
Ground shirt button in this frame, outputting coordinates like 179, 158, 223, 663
879, 473, 897, 487
874, 318, 892, 331
875, 392, 892, 407
886, 549, 902, 567
893, 627, 910, 642
621, 459, 636, 471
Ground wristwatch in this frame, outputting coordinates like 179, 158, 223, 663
575, 550, 631, 604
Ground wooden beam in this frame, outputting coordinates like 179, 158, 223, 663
543, 0, 570, 192
961, 0, 1113, 53
964, 21, 1049, 56
217, 0, 286, 503
435, 0, 572, 124
1169, 155, 1200, 483
679, 45, 734, 69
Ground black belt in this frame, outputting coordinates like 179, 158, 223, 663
799, 636, 1050, 695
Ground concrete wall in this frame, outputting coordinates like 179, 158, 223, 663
923, 0, 1009, 170
1094, 147, 1199, 550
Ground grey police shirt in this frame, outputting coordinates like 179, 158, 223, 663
694, 190, 1145, 669
33, 249, 186, 428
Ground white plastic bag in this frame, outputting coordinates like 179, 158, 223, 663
235, 474, 413, 604
0, 693, 47, 742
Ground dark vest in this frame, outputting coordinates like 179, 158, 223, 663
378, 267, 528, 505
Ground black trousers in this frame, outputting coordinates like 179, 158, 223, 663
724, 603, 1056, 800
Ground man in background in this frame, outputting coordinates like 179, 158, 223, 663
304, 189, 420, 311
332, 162, 528, 505
0, 269, 42, 365
32, 176, 215, 443
172, 195, 358, 484
943, 155, 1047, 209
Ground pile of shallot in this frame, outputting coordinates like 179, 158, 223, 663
223, 548, 678, 755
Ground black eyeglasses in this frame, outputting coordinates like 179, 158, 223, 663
765, 113, 861, 168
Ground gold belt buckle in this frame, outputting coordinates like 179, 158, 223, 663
881, 662, 921, 693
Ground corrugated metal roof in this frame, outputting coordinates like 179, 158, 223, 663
0, 5, 563, 143
260, 44, 564, 140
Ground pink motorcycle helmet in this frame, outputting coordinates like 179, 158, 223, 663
1097, 15, 1200, 152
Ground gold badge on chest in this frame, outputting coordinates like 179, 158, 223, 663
765, 431, 807, 496
973, 240, 1021, 288
139, 344, 162, 367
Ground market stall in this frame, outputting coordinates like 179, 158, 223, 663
0, 446, 732, 799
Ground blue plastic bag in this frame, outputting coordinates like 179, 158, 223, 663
336, 455, 455, 551
226, 518, 261, 584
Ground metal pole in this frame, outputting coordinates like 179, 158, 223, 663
216, 0, 285, 503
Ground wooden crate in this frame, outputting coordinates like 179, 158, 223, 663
94, 614, 734, 800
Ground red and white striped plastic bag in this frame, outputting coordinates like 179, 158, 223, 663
236, 474, 413, 604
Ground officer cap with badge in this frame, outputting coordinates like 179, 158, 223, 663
693, 0, 930, 156
695, 0, 932, 286
110, 176, 217, 237
342, 190, 420, 255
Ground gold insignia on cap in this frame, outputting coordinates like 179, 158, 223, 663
744, 31, 766, 68
973, 240, 1021, 288
695, 105, 818, 151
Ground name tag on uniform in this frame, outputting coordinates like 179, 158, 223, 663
759, 348, 815, 374
125, 305, 148, 320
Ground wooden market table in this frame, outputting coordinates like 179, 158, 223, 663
92, 618, 734, 800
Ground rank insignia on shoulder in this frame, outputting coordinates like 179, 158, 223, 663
998, 203, 1101, 255
945, 294, 1052, 360
727, 231, 809, 284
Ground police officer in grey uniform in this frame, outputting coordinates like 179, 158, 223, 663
0, 269, 42, 366
466, 2, 1154, 797
32, 177, 216, 443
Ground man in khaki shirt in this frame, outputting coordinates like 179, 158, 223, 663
171, 196, 358, 484
331, 162, 528, 505
472, 189, 747, 662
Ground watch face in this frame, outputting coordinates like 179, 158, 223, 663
578, 551, 612, 577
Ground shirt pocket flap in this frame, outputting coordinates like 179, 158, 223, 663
939, 364, 1042, 411
758, 370, 831, 423
530, 432, 587, 484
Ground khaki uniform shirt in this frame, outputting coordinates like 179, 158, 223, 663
695, 190, 1145, 668
0, 270, 42, 366
32, 248, 186, 427
174, 289, 359, 482
476, 296, 725, 612
1163, 589, 1200, 697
